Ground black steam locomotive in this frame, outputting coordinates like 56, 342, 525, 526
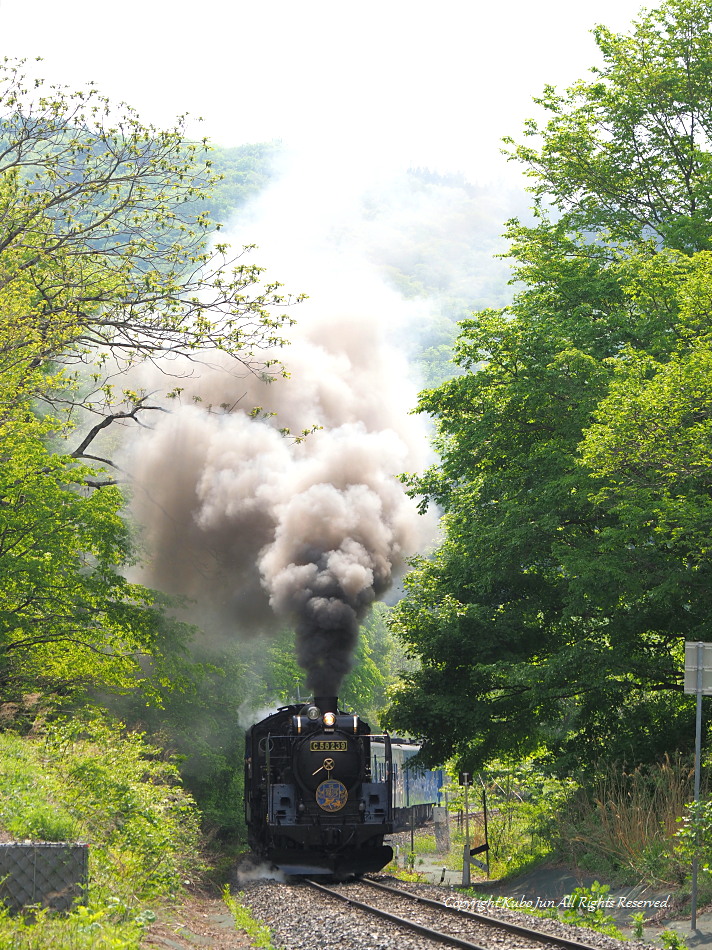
244, 696, 393, 877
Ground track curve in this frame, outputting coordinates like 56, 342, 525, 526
307, 877, 613, 950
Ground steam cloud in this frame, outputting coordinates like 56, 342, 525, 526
128, 299, 431, 695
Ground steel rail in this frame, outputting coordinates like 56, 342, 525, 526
305, 878, 490, 950
360, 878, 605, 950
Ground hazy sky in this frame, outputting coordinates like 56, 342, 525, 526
1, 0, 660, 183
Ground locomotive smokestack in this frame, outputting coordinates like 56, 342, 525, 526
314, 695, 338, 714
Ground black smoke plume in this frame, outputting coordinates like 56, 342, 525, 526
127, 308, 430, 695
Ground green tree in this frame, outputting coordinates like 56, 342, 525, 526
202, 142, 281, 223
0, 410, 195, 701
0, 59, 298, 440
386, 0, 712, 775
0, 64, 294, 706
580, 251, 712, 638
506, 0, 712, 252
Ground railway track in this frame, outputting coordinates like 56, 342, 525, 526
305, 877, 610, 950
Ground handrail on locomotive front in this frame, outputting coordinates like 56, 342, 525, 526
266, 731, 271, 825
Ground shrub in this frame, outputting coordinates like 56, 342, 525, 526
41, 716, 204, 905
442, 757, 575, 879
560, 881, 625, 939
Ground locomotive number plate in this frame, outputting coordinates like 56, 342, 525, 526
310, 740, 347, 752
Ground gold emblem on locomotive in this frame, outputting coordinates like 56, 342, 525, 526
315, 779, 348, 812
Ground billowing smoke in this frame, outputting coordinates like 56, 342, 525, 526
124, 154, 518, 695
127, 280, 432, 695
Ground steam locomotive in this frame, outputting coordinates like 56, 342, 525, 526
244, 696, 393, 877
244, 695, 445, 877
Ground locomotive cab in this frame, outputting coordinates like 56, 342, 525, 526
244, 696, 393, 877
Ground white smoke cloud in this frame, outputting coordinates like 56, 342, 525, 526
124, 158, 440, 693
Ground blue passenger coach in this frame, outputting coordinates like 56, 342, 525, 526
371, 738, 445, 829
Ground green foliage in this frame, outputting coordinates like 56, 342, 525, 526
480, 761, 573, 875
560, 882, 624, 939
631, 911, 646, 940
0, 732, 82, 841
411, 833, 438, 855
555, 758, 692, 885
0, 717, 201, 948
386, 0, 712, 778
504, 0, 712, 252
0, 902, 145, 950
383, 861, 427, 883
673, 793, 712, 881
386, 240, 688, 769
440, 759, 573, 879
0, 417, 194, 701
661, 929, 689, 950
203, 142, 281, 224
0, 717, 202, 907
0, 60, 297, 421
579, 255, 712, 644
111, 641, 249, 840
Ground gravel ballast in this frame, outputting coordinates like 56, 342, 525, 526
236, 876, 656, 950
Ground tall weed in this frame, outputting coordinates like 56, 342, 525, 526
0, 903, 144, 949
555, 756, 693, 885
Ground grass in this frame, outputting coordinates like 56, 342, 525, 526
384, 862, 428, 883
439, 756, 697, 890
554, 756, 694, 886
0, 903, 146, 950
442, 816, 550, 881
222, 885, 279, 949
0, 732, 82, 842
435, 761, 575, 882
0, 714, 204, 949
412, 833, 438, 855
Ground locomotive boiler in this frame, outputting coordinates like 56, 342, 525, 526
244, 696, 393, 877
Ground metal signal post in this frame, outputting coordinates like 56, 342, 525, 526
460, 772, 471, 887
684, 641, 712, 932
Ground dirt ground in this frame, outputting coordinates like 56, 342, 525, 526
141, 892, 252, 950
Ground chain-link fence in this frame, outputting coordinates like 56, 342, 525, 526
0, 843, 88, 912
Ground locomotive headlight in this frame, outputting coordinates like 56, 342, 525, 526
323, 711, 337, 728
306, 706, 320, 721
